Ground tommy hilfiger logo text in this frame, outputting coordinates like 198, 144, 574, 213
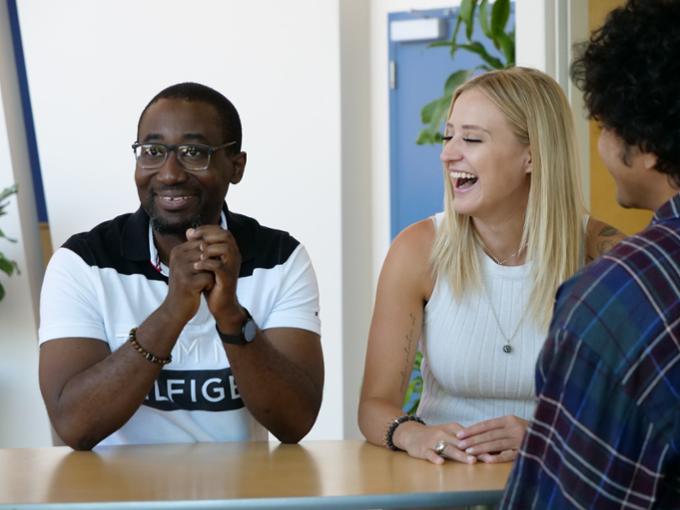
144, 368, 244, 412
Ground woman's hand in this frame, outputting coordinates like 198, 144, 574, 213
455, 415, 529, 463
393, 421, 477, 465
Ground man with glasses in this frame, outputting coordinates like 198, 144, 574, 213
500, 0, 680, 507
38, 83, 324, 449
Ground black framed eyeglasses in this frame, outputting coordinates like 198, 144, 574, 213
131, 141, 237, 171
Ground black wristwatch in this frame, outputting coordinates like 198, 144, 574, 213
215, 308, 258, 345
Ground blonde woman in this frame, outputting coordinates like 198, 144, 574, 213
358, 67, 623, 464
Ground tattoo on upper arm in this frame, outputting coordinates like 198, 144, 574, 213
599, 226, 620, 237
399, 313, 418, 393
587, 225, 622, 262
597, 225, 622, 256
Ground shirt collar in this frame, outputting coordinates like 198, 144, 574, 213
120, 203, 256, 264
652, 192, 680, 225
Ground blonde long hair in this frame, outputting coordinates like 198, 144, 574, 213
431, 67, 585, 331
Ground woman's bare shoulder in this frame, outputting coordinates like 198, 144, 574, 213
381, 217, 437, 294
395, 217, 436, 246
388, 218, 436, 263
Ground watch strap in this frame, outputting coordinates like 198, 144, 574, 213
215, 307, 255, 345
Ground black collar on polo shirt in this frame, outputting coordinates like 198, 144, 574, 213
120, 203, 256, 263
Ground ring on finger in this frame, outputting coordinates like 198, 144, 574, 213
434, 439, 447, 456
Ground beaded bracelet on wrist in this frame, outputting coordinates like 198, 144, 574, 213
385, 415, 425, 451
127, 328, 172, 366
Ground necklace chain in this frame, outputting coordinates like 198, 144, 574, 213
480, 281, 529, 354
474, 231, 524, 266
475, 232, 529, 353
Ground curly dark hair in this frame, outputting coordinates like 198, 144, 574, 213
571, 0, 680, 183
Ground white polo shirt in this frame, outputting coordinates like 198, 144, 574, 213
39, 205, 321, 445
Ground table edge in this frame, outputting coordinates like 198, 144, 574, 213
0, 489, 504, 510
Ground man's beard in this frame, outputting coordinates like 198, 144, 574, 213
150, 215, 203, 236
145, 200, 204, 236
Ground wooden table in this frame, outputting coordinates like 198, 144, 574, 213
0, 440, 511, 509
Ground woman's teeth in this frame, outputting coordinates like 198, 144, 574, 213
450, 171, 476, 180
450, 171, 478, 189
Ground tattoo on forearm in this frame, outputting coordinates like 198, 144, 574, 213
399, 313, 417, 393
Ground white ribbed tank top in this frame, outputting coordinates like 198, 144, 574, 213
416, 213, 546, 426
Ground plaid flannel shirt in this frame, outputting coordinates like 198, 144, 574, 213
500, 194, 680, 509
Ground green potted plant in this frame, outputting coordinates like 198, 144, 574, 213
0, 184, 20, 302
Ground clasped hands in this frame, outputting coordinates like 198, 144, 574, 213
163, 225, 244, 329
398, 415, 528, 465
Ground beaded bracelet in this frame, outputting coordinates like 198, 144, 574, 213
127, 328, 172, 366
385, 415, 426, 451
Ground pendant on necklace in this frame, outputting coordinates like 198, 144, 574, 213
502, 344, 513, 354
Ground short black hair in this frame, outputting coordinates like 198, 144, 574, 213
137, 82, 242, 152
571, 0, 680, 183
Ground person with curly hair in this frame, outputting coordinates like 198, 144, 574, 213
501, 1, 680, 507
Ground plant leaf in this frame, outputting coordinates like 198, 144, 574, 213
0, 282, 5, 302
491, 0, 511, 41
416, 129, 435, 145
449, 16, 463, 57
479, 0, 491, 38
466, 0, 479, 40
427, 96, 451, 133
419, 89, 463, 145
497, 30, 515, 65
0, 184, 18, 202
0, 228, 17, 243
0, 255, 17, 276
444, 69, 470, 95
428, 40, 455, 49
0, 185, 18, 222
416, 127, 437, 145
420, 97, 442, 124
416, 129, 445, 146
459, 0, 474, 25
457, 41, 504, 68
458, 0, 474, 36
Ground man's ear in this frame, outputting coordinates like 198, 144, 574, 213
641, 151, 658, 172
229, 152, 247, 184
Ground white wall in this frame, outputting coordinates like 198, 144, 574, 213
0, 0, 52, 448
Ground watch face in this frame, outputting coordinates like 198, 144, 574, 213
243, 319, 257, 343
